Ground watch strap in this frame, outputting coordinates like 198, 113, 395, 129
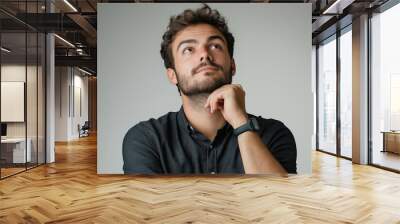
233, 117, 259, 136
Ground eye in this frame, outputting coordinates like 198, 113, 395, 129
182, 47, 193, 54
210, 44, 222, 50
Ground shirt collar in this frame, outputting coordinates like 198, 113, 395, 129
177, 106, 232, 135
178, 106, 194, 133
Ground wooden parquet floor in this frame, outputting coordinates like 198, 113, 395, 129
1, 134, 400, 223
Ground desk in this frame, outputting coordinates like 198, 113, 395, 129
1, 138, 31, 163
381, 131, 400, 154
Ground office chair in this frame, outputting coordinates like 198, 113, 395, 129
79, 121, 90, 138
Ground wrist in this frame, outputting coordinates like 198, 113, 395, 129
232, 115, 249, 129
233, 117, 260, 137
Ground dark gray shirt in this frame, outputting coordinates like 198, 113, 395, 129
123, 106, 297, 174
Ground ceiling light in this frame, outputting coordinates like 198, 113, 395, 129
78, 67, 93, 76
54, 34, 75, 48
323, 0, 343, 14
1, 47, 11, 53
63, 0, 78, 12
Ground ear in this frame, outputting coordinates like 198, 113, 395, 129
166, 68, 178, 85
231, 58, 236, 76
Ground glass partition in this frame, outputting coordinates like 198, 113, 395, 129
371, 3, 400, 171
317, 35, 337, 154
38, 32, 45, 165
1, 31, 28, 177
0, 1, 46, 179
27, 30, 38, 170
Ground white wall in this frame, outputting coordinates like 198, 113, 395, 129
98, 3, 313, 174
55, 67, 69, 141
55, 67, 89, 141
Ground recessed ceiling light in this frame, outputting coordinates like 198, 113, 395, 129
323, 0, 343, 14
63, 0, 78, 12
77, 67, 93, 76
1, 47, 11, 53
54, 34, 75, 48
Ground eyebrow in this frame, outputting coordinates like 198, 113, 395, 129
208, 35, 226, 44
176, 35, 226, 52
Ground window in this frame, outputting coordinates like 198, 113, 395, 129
371, 2, 400, 171
339, 28, 352, 158
317, 36, 337, 154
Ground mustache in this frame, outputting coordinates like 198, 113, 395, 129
192, 61, 223, 75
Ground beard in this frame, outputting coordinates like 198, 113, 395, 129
175, 62, 233, 96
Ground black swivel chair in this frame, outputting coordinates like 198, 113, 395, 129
79, 121, 90, 138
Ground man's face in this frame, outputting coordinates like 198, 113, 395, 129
168, 23, 235, 96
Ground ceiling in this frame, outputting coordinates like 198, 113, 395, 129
0, 0, 393, 75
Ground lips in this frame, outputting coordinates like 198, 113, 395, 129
196, 66, 218, 74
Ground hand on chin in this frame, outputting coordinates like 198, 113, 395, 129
204, 84, 248, 128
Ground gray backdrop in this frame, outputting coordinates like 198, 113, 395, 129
98, 3, 313, 174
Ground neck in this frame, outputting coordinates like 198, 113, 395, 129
182, 93, 226, 141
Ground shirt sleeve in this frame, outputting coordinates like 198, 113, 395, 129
122, 123, 163, 174
259, 119, 297, 174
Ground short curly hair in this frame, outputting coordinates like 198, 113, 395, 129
160, 4, 235, 69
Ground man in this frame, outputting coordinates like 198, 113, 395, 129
123, 4, 297, 175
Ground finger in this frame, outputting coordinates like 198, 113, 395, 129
206, 94, 214, 111
212, 93, 225, 113
237, 84, 244, 93
210, 95, 219, 113
207, 91, 218, 112
206, 94, 213, 113
217, 99, 224, 111
206, 86, 225, 111
210, 96, 216, 113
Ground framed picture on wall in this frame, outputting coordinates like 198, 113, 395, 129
1, 81, 25, 122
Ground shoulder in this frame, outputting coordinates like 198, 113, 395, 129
124, 111, 179, 140
248, 114, 289, 134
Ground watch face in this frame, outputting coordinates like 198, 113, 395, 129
251, 118, 260, 130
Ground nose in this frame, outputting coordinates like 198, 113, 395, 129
199, 47, 213, 63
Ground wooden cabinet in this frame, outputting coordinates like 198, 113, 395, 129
382, 132, 400, 154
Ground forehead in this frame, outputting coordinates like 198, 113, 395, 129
172, 24, 226, 47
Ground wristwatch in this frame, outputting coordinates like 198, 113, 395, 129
233, 117, 260, 136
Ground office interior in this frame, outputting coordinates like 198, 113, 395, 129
0, 0, 399, 222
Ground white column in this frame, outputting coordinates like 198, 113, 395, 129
352, 14, 369, 164
46, 33, 55, 163
46, 1, 56, 163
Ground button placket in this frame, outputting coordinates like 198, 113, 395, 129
208, 144, 215, 174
